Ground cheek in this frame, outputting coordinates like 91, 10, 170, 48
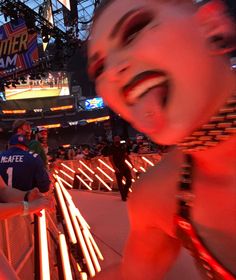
96, 81, 132, 121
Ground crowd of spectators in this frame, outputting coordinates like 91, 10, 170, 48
48, 134, 169, 163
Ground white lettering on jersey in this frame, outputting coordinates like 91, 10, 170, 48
0, 155, 24, 163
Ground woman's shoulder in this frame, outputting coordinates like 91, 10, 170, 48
128, 148, 184, 237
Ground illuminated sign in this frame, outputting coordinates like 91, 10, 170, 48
34, 109, 43, 113
0, 19, 38, 78
85, 97, 104, 111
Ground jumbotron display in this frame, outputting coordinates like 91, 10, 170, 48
5, 72, 70, 100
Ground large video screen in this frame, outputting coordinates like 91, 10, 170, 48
85, 97, 104, 110
5, 72, 70, 100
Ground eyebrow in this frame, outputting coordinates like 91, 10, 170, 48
109, 8, 142, 39
88, 52, 100, 66
88, 8, 143, 68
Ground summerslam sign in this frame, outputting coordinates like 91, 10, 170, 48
0, 19, 38, 78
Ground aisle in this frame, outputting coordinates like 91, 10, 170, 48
70, 190, 201, 280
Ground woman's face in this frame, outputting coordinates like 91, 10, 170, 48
88, 0, 230, 144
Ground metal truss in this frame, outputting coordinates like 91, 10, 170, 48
0, 0, 97, 40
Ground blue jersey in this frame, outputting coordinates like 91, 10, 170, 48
0, 147, 50, 193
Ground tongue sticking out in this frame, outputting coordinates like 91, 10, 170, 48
131, 85, 167, 134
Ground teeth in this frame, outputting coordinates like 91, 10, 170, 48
125, 76, 168, 104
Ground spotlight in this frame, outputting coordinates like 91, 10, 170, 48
42, 28, 50, 43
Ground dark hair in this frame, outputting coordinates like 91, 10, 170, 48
12, 119, 30, 133
224, 0, 236, 20
93, 0, 115, 22
94, 0, 236, 21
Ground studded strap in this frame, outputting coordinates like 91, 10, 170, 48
178, 93, 236, 152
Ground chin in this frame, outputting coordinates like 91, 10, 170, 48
147, 128, 188, 146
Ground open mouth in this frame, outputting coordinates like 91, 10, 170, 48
122, 70, 170, 107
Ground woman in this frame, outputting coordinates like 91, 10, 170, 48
88, 0, 236, 279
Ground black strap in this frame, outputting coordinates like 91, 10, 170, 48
178, 154, 194, 220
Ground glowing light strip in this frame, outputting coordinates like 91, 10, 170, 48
122, 179, 126, 185
55, 170, 59, 174
38, 210, 50, 280
86, 116, 110, 123
76, 175, 93, 191
56, 175, 73, 188
83, 227, 104, 261
79, 160, 95, 174
82, 228, 101, 273
76, 208, 90, 230
125, 160, 132, 168
142, 156, 155, 166
80, 272, 88, 280
98, 159, 115, 172
55, 182, 77, 244
68, 204, 96, 277
38, 124, 61, 129
57, 179, 73, 201
58, 180, 90, 229
125, 159, 138, 172
58, 180, 102, 275
140, 166, 146, 173
61, 163, 76, 173
97, 167, 114, 182
2, 110, 26, 114
78, 168, 94, 182
59, 169, 74, 180
95, 175, 112, 191
132, 179, 135, 183
50, 105, 73, 111
59, 233, 73, 280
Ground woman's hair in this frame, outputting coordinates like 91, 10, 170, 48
224, 0, 236, 20
94, 0, 236, 21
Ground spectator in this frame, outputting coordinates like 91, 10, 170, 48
0, 134, 50, 193
0, 175, 53, 280
132, 134, 152, 154
67, 147, 76, 160
108, 135, 132, 201
77, 145, 95, 160
0, 175, 53, 218
29, 127, 48, 167
12, 119, 31, 141
12, 120, 48, 168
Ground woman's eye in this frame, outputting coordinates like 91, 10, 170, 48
91, 63, 104, 80
122, 16, 152, 46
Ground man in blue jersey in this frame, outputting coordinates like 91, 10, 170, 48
0, 134, 50, 193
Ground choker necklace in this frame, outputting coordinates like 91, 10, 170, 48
178, 93, 236, 152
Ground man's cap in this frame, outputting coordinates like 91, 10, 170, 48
9, 134, 28, 147
38, 127, 47, 132
136, 134, 144, 140
12, 119, 30, 133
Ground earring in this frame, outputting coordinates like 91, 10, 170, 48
230, 53, 236, 70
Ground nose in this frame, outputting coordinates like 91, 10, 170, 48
105, 57, 130, 82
